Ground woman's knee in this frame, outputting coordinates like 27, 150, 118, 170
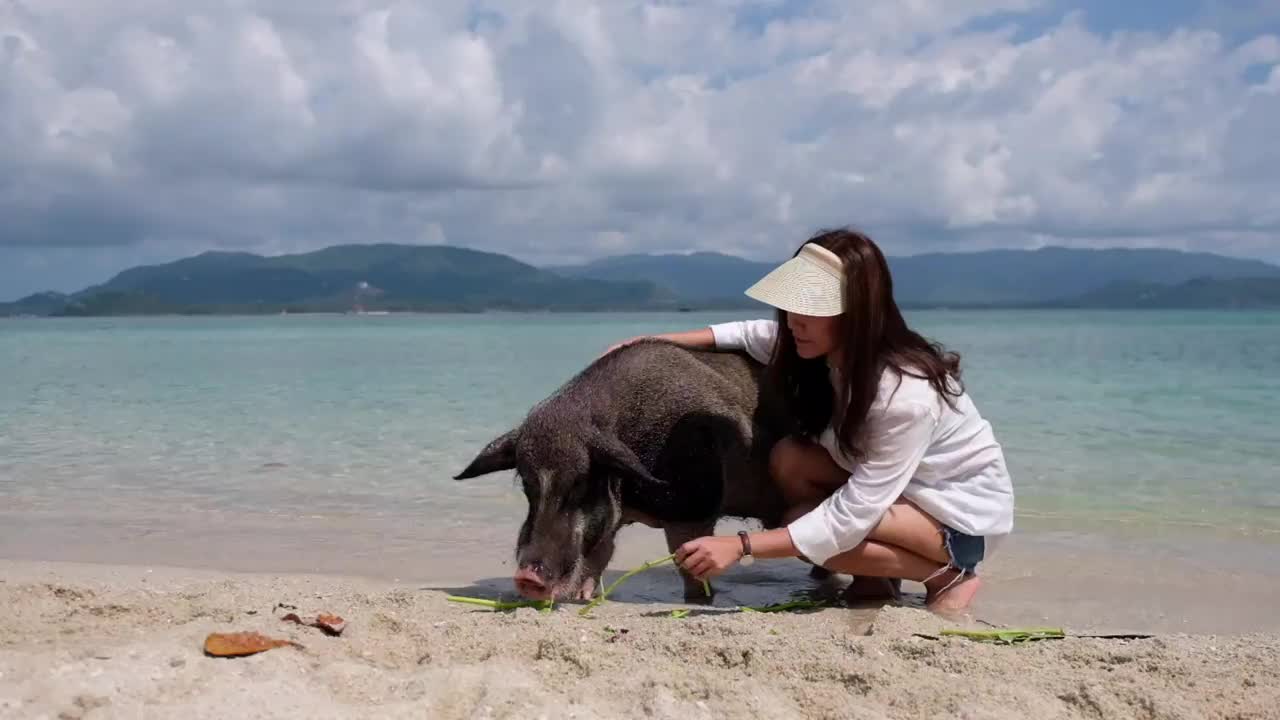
769, 437, 840, 503
768, 437, 799, 483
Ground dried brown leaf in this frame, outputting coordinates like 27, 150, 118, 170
280, 612, 346, 636
314, 614, 346, 636
203, 632, 298, 658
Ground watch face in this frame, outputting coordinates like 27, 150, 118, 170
740, 554, 755, 566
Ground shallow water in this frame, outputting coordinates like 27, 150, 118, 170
2, 311, 1279, 632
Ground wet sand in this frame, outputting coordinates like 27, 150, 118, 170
3, 503, 1280, 636
1, 559, 1276, 720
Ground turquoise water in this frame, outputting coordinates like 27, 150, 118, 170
2, 311, 1279, 561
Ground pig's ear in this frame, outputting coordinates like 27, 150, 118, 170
589, 433, 664, 486
454, 429, 518, 480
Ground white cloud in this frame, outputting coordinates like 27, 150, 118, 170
0, 0, 1277, 297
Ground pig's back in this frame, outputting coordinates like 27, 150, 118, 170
572, 340, 788, 451
540, 339, 788, 525
593, 339, 763, 415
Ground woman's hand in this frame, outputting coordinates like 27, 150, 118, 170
675, 536, 743, 581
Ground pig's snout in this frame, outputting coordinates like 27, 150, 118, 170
514, 562, 551, 600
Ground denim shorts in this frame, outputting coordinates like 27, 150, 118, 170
941, 526, 986, 575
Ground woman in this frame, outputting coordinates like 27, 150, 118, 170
608, 228, 1014, 611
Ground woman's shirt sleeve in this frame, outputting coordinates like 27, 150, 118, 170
707, 318, 778, 365
786, 398, 939, 566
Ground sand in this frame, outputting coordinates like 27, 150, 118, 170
1, 560, 1276, 720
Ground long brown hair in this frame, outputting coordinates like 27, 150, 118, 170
765, 228, 963, 461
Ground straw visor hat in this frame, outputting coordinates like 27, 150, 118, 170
744, 242, 846, 317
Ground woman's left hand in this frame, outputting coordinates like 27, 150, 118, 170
675, 536, 743, 581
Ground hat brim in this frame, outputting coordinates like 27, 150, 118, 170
744, 255, 845, 317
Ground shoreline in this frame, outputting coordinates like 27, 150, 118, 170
3, 510, 1280, 637
1, 558, 1276, 719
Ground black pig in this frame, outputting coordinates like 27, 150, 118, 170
454, 338, 789, 601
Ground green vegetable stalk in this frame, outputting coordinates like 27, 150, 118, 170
448, 553, 714, 618
740, 600, 827, 613
447, 596, 555, 613
579, 553, 712, 617
939, 628, 1065, 644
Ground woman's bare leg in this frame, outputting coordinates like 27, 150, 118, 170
770, 438, 848, 579
788, 499, 981, 611
867, 499, 950, 565
822, 541, 980, 612
821, 540, 941, 582
769, 439, 906, 597
779, 501, 901, 599
768, 438, 983, 609
769, 437, 847, 506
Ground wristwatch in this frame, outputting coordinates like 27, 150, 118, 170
737, 530, 754, 566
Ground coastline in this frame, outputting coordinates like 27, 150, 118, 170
4, 503, 1280, 636
2, 557, 1276, 720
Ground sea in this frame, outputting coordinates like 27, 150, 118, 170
3, 311, 1279, 631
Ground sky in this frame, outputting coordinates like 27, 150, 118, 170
2, 0, 1279, 300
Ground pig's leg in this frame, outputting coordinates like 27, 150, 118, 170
664, 520, 717, 602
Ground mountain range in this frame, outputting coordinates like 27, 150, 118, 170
553, 247, 1280, 307
3, 243, 1280, 316
3, 245, 671, 316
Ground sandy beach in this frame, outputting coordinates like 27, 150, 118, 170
2, 559, 1276, 720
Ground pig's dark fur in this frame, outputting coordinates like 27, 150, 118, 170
454, 338, 790, 600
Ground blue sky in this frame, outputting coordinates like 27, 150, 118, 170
2, 0, 1278, 300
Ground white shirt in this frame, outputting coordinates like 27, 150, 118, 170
709, 319, 1014, 566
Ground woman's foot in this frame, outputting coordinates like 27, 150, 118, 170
923, 570, 981, 612
842, 576, 902, 603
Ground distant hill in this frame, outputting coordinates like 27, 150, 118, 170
0, 291, 71, 316
553, 246, 1280, 307
4, 244, 675, 317
5, 243, 1280, 317
1060, 276, 1280, 309
887, 247, 1280, 306
549, 252, 775, 303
